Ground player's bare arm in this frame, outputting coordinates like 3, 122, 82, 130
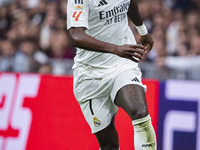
127, 0, 154, 53
68, 27, 145, 62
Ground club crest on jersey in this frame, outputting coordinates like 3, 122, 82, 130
93, 117, 101, 127
75, 0, 83, 4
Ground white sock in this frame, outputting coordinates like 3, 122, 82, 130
132, 115, 157, 150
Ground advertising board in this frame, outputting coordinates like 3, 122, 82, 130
158, 80, 200, 150
0, 73, 159, 150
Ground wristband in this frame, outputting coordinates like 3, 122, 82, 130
135, 23, 148, 36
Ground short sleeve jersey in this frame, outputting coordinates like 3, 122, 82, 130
67, 0, 138, 76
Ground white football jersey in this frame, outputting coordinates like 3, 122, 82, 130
67, 0, 138, 77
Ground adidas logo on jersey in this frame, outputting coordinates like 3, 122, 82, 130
98, 0, 108, 6
132, 77, 140, 82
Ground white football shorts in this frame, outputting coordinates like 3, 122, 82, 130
73, 67, 146, 133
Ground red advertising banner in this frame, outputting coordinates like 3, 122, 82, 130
0, 73, 159, 150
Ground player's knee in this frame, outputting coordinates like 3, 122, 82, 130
129, 106, 148, 120
136, 107, 148, 119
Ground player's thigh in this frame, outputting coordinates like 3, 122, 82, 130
114, 84, 149, 120
110, 68, 148, 120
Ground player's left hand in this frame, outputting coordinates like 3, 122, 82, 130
139, 33, 154, 54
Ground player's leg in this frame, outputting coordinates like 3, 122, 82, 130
114, 84, 156, 150
114, 84, 148, 120
95, 115, 119, 150
78, 96, 119, 150
73, 68, 120, 149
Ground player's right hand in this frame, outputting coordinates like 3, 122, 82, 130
114, 44, 145, 63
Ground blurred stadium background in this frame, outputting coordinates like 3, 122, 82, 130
0, 0, 200, 150
0, 0, 200, 79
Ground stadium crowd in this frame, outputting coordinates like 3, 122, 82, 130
0, 0, 200, 79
